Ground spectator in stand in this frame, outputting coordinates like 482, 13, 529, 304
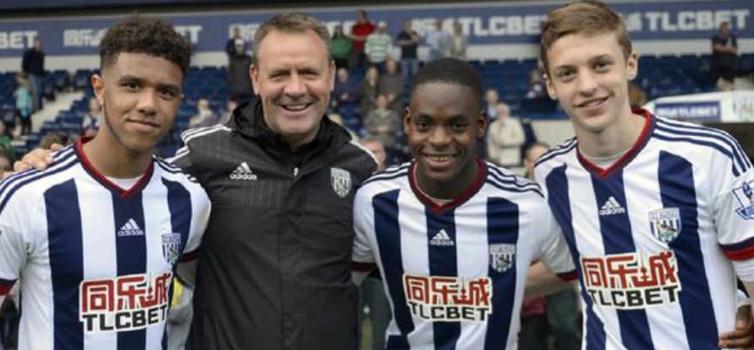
350, 9, 375, 71
0, 147, 10, 172
397, 20, 420, 80
449, 20, 468, 60
359, 65, 380, 117
37, 131, 71, 150
227, 37, 253, 105
21, 37, 44, 112
524, 141, 582, 350
326, 112, 358, 140
484, 88, 500, 120
711, 21, 738, 91
81, 96, 102, 137
332, 67, 359, 111
363, 94, 400, 149
360, 136, 387, 171
0, 121, 14, 162
425, 18, 451, 61
378, 58, 404, 113
331, 25, 352, 70
14, 73, 32, 135
525, 68, 547, 99
189, 98, 217, 128
225, 26, 245, 61
365, 21, 392, 72
486, 102, 525, 167
216, 99, 237, 125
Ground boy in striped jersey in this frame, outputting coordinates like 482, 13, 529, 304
0, 16, 210, 349
535, 1, 754, 348
352, 58, 577, 349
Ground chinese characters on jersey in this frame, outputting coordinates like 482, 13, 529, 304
581, 251, 681, 309
403, 273, 492, 321
80, 272, 172, 332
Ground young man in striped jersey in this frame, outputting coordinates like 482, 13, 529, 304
352, 58, 577, 349
535, 1, 754, 348
0, 16, 210, 349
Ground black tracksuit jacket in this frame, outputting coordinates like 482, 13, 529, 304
174, 99, 376, 349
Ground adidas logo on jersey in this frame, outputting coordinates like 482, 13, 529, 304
117, 218, 144, 237
599, 196, 626, 216
230, 162, 258, 181
429, 229, 454, 247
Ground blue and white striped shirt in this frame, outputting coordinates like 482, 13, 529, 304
534, 110, 754, 349
0, 140, 210, 350
353, 160, 575, 349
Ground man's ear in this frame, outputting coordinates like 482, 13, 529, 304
91, 74, 105, 106
477, 112, 487, 138
403, 106, 412, 134
329, 60, 336, 92
250, 64, 260, 96
626, 51, 639, 81
544, 73, 558, 101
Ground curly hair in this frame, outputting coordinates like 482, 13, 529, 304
100, 15, 191, 74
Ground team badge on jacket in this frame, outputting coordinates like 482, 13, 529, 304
648, 208, 681, 243
733, 181, 754, 220
330, 167, 352, 198
489, 243, 516, 273
161, 232, 183, 265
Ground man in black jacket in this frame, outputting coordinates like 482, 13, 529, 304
21, 37, 44, 112
173, 13, 376, 349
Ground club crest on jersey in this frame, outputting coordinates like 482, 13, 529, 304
489, 243, 516, 273
330, 167, 352, 198
161, 233, 182, 265
733, 180, 754, 220
648, 208, 681, 243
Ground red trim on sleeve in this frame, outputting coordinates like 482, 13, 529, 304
557, 270, 578, 282
179, 249, 200, 262
722, 245, 754, 261
0, 280, 15, 295
351, 262, 377, 272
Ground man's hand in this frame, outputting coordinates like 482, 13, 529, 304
12, 143, 62, 172
720, 305, 754, 349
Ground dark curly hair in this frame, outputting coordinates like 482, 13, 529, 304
100, 15, 191, 75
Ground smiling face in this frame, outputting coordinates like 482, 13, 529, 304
92, 52, 182, 155
251, 29, 335, 149
544, 31, 637, 135
405, 81, 485, 190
